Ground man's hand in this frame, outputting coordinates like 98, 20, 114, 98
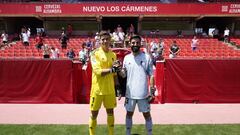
147, 86, 156, 103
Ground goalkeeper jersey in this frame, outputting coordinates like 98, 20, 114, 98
90, 47, 117, 96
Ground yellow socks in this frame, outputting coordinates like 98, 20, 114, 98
89, 117, 97, 135
89, 115, 114, 135
107, 115, 114, 135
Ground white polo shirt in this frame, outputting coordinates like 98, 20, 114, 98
22, 33, 29, 42
224, 29, 230, 36
1, 34, 8, 42
123, 52, 153, 99
191, 39, 198, 48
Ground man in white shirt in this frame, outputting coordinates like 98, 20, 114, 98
212, 28, 219, 39
51, 47, 60, 59
21, 31, 29, 46
112, 30, 120, 42
150, 40, 158, 52
118, 34, 156, 135
224, 27, 230, 43
79, 42, 89, 65
94, 32, 100, 49
27, 28, 31, 37
42, 44, 51, 58
191, 36, 199, 51
1, 31, 8, 44
118, 31, 125, 42
150, 39, 158, 65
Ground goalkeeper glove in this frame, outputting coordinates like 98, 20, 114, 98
111, 60, 121, 73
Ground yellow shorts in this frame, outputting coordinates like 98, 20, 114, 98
90, 94, 116, 111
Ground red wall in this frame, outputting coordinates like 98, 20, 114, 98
0, 59, 74, 103
1, 58, 240, 104
161, 59, 240, 103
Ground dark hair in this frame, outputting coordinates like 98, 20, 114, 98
82, 42, 87, 47
130, 34, 141, 42
99, 30, 110, 37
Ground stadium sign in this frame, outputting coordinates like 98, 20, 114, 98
0, 3, 240, 16
229, 4, 240, 13
82, 6, 157, 13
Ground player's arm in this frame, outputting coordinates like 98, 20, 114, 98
148, 75, 156, 103
147, 57, 156, 103
149, 75, 155, 89
100, 68, 113, 76
149, 56, 155, 90
101, 60, 122, 76
92, 63, 113, 76
91, 52, 115, 76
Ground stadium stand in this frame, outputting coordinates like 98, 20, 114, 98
147, 36, 240, 59
1, 36, 239, 59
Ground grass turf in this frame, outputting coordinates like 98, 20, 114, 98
0, 124, 240, 135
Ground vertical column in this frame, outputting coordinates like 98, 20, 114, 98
138, 15, 143, 34
96, 15, 102, 31
155, 61, 165, 104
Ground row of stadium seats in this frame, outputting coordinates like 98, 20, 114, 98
1, 36, 240, 59
148, 37, 240, 59
229, 38, 240, 48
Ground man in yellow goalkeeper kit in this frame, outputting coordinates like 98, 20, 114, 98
89, 30, 121, 135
